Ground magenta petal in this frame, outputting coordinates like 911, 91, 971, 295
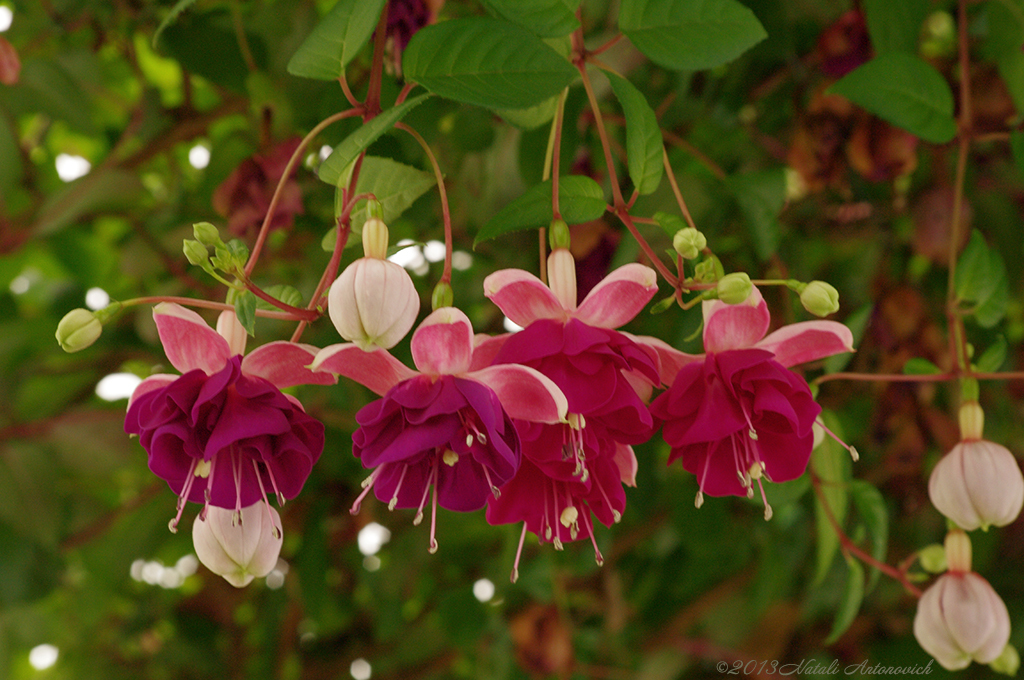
484, 268, 567, 326
574, 263, 658, 329
243, 341, 338, 388
467, 364, 567, 424
127, 374, 177, 408
411, 307, 474, 375
755, 320, 854, 368
628, 334, 702, 386
153, 303, 232, 375
310, 343, 418, 395
702, 286, 770, 353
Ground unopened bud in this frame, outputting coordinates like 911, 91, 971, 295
918, 543, 947, 573
431, 281, 454, 311
547, 248, 577, 311
192, 221, 222, 247
715, 272, 752, 305
183, 239, 210, 267
915, 569, 1010, 670
362, 217, 389, 260
672, 227, 707, 259
800, 280, 840, 317
56, 308, 102, 352
548, 218, 570, 250
192, 502, 283, 588
929, 439, 1024, 531
944, 529, 972, 573
328, 257, 419, 350
990, 644, 1021, 677
958, 401, 984, 441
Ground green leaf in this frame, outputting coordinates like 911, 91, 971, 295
813, 411, 852, 585
618, 0, 767, 71
986, 0, 1024, 113
153, 0, 201, 48
850, 480, 888, 592
317, 93, 432, 185
495, 93, 561, 130
727, 168, 785, 261
863, 0, 929, 55
955, 230, 1009, 327
974, 270, 1009, 328
479, 0, 580, 37
976, 336, 1007, 372
255, 285, 304, 311
326, 156, 436, 250
902, 357, 942, 375
234, 290, 257, 336
605, 72, 664, 195
828, 53, 956, 143
1012, 131, 1024, 177
653, 211, 686, 237
475, 176, 607, 245
286, 0, 388, 80
825, 556, 865, 644
402, 18, 577, 110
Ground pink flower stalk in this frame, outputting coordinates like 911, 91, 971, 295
482, 250, 659, 573
125, 303, 334, 532
646, 285, 854, 519
311, 306, 567, 553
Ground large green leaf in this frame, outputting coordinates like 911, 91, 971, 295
475, 176, 607, 245
605, 72, 663, 195
479, 0, 580, 37
850, 480, 888, 592
728, 168, 785, 261
829, 53, 957, 143
825, 555, 865, 644
863, 0, 929, 55
988, 0, 1024, 114
402, 18, 577, 110
618, 0, 767, 71
286, 0, 388, 80
955, 230, 1009, 328
813, 411, 852, 585
317, 93, 432, 185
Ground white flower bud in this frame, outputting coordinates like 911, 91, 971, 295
56, 308, 102, 352
328, 257, 419, 350
914, 570, 1010, 670
192, 503, 283, 588
929, 439, 1024, 531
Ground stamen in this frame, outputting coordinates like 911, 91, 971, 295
550, 480, 563, 549
511, 523, 528, 583
816, 418, 860, 461
428, 463, 439, 554
263, 458, 286, 506
251, 459, 273, 515
560, 506, 578, 528
476, 431, 487, 445
413, 457, 435, 526
442, 449, 459, 467
350, 468, 382, 515
748, 428, 758, 441
694, 490, 704, 509
389, 464, 409, 510
591, 474, 621, 523
482, 466, 500, 499
170, 458, 202, 532
582, 511, 604, 566
756, 478, 773, 521
194, 459, 212, 477
465, 433, 474, 448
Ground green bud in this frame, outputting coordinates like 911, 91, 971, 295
672, 227, 707, 260
362, 217, 389, 259
431, 281, 454, 311
800, 280, 840, 317
193, 221, 222, 247
716, 272, 752, 305
366, 198, 385, 222
183, 239, 210, 267
990, 644, 1021, 677
548, 218, 570, 251
56, 308, 102, 352
917, 543, 947, 573
693, 258, 716, 283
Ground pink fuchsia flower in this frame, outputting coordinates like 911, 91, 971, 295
482, 249, 659, 571
125, 303, 334, 532
193, 501, 284, 588
311, 306, 567, 553
647, 285, 854, 518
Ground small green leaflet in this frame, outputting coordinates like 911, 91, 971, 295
479, 0, 580, 38
850, 480, 888, 592
976, 337, 1007, 373
813, 411, 852, 585
234, 290, 258, 336
955, 230, 1009, 328
618, 0, 767, 71
402, 18, 577, 110
318, 94, 432, 186
829, 53, 957, 144
825, 555, 865, 644
604, 72, 664, 195
255, 285, 303, 311
287, 0, 388, 80
475, 176, 607, 245
902, 357, 942, 375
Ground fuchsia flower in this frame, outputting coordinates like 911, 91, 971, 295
311, 306, 567, 553
482, 250, 659, 573
647, 285, 854, 518
125, 303, 334, 531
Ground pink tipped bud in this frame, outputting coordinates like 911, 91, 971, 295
928, 439, 1024, 531
192, 502, 283, 588
546, 248, 577, 311
328, 258, 419, 350
914, 570, 1010, 670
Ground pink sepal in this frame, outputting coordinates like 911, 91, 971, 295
702, 286, 770, 354
153, 303, 232, 375
470, 333, 508, 371
216, 311, 247, 356
467, 364, 568, 424
756, 321, 854, 368
310, 343, 417, 395
243, 342, 338, 388
623, 369, 654, 402
613, 443, 638, 487
483, 269, 566, 326
630, 334, 702, 386
574, 263, 658, 329
127, 374, 177, 408
411, 307, 473, 376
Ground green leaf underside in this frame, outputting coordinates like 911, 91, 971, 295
286, 0, 388, 80
402, 18, 578, 110
317, 93, 432, 185
850, 480, 888, 592
618, 0, 767, 71
828, 53, 957, 143
475, 176, 606, 245
826, 556, 865, 644
479, 0, 580, 38
605, 71, 664, 195
863, 0, 929, 55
